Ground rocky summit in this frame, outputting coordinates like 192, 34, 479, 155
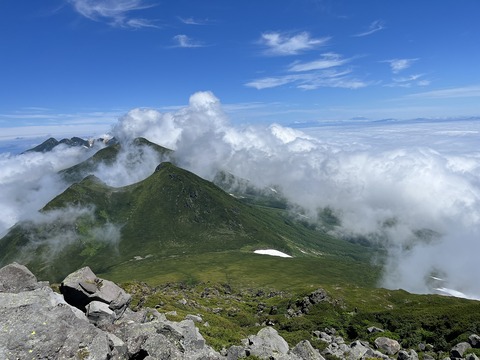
1, 262, 480, 360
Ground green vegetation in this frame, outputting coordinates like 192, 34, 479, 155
118, 276, 480, 353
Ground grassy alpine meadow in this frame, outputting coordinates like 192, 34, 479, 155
100, 250, 480, 354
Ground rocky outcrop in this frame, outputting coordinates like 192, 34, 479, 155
0, 263, 326, 360
60, 266, 131, 320
2, 263, 480, 360
288, 288, 328, 317
374, 336, 401, 355
450, 342, 472, 358
0, 264, 112, 359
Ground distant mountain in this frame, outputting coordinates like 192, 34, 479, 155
59, 137, 173, 183
22, 136, 117, 154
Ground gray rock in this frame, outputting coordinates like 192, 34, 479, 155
186, 314, 203, 323
323, 341, 350, 358
291, 340, 325, 360
0, 286, 112, 359
469, 334, 480, 348
227, 345, 247, 360
346, 340, 370, 360
107, 332, 127, 358
317, 331, 332, 343
365, 347, 390, 360
367, 326, 385, 334
60, 266, 131, 317
374, 336, 401, 355
0, 262, 45, 293
398, 349, 419, 360
86, 300, 116, 326
466, 354, 480, 360
451, 342, 472, 358
247, 326, 290, 358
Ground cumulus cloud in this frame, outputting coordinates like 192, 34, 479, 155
353, 20, 386, 37
259, 31, 329, 56
69, 0, 157, 28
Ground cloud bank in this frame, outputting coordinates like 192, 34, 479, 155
2, 91, 479, 299
113, 92, 480, 298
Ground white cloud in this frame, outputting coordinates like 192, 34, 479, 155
408, 85, 480, 99
178, 16, 208, 25
245, 75, 298, 90
384, 74, 429, 88
69, 0, 157, 28
384, 58, 418, 73
353, 20, 385, 37
259, 31, 329, 56
288, 53, 350, 72
173, 34, 205, 48
245, 69, 367, 90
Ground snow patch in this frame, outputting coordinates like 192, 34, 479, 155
254, 249, 292, 258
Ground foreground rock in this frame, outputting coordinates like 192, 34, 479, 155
61, 266, 131, 320
0, 264, 111, 359
2, 262, 480, 360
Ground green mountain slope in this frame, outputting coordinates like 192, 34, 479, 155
1, 161, 374, 282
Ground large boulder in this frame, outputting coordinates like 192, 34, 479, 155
469, 334, 480, 348
0, 273, 112, 359
0, 262, 47, 293
346, 340, 371, 360
246, 326, 290, 358
374, 336, 401, 355
60, 266, 131, 319
291, 340, 325, 360
451, 342, 472, 358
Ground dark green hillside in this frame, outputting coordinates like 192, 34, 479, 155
59, 137, 173, 183
1, 161, 374, 282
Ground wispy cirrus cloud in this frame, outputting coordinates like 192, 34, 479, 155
259, 31, 330, 56
407, 85, 480, 99
178, 16, 208, 25
353, 20, 385, 37
288, 53, 351, 72
245, 69, 367, 90
383, 58, 418, 73
173, 34, 205, 48
69, 0, 157, 28
385, 74, 430, 88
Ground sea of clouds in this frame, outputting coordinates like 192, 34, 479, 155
1, 91, 479, 299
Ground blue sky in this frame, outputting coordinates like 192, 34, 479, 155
1, 0, 480, 139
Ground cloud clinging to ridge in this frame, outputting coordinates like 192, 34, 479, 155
260, 31, 329, 56
69, 0, 157, 28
